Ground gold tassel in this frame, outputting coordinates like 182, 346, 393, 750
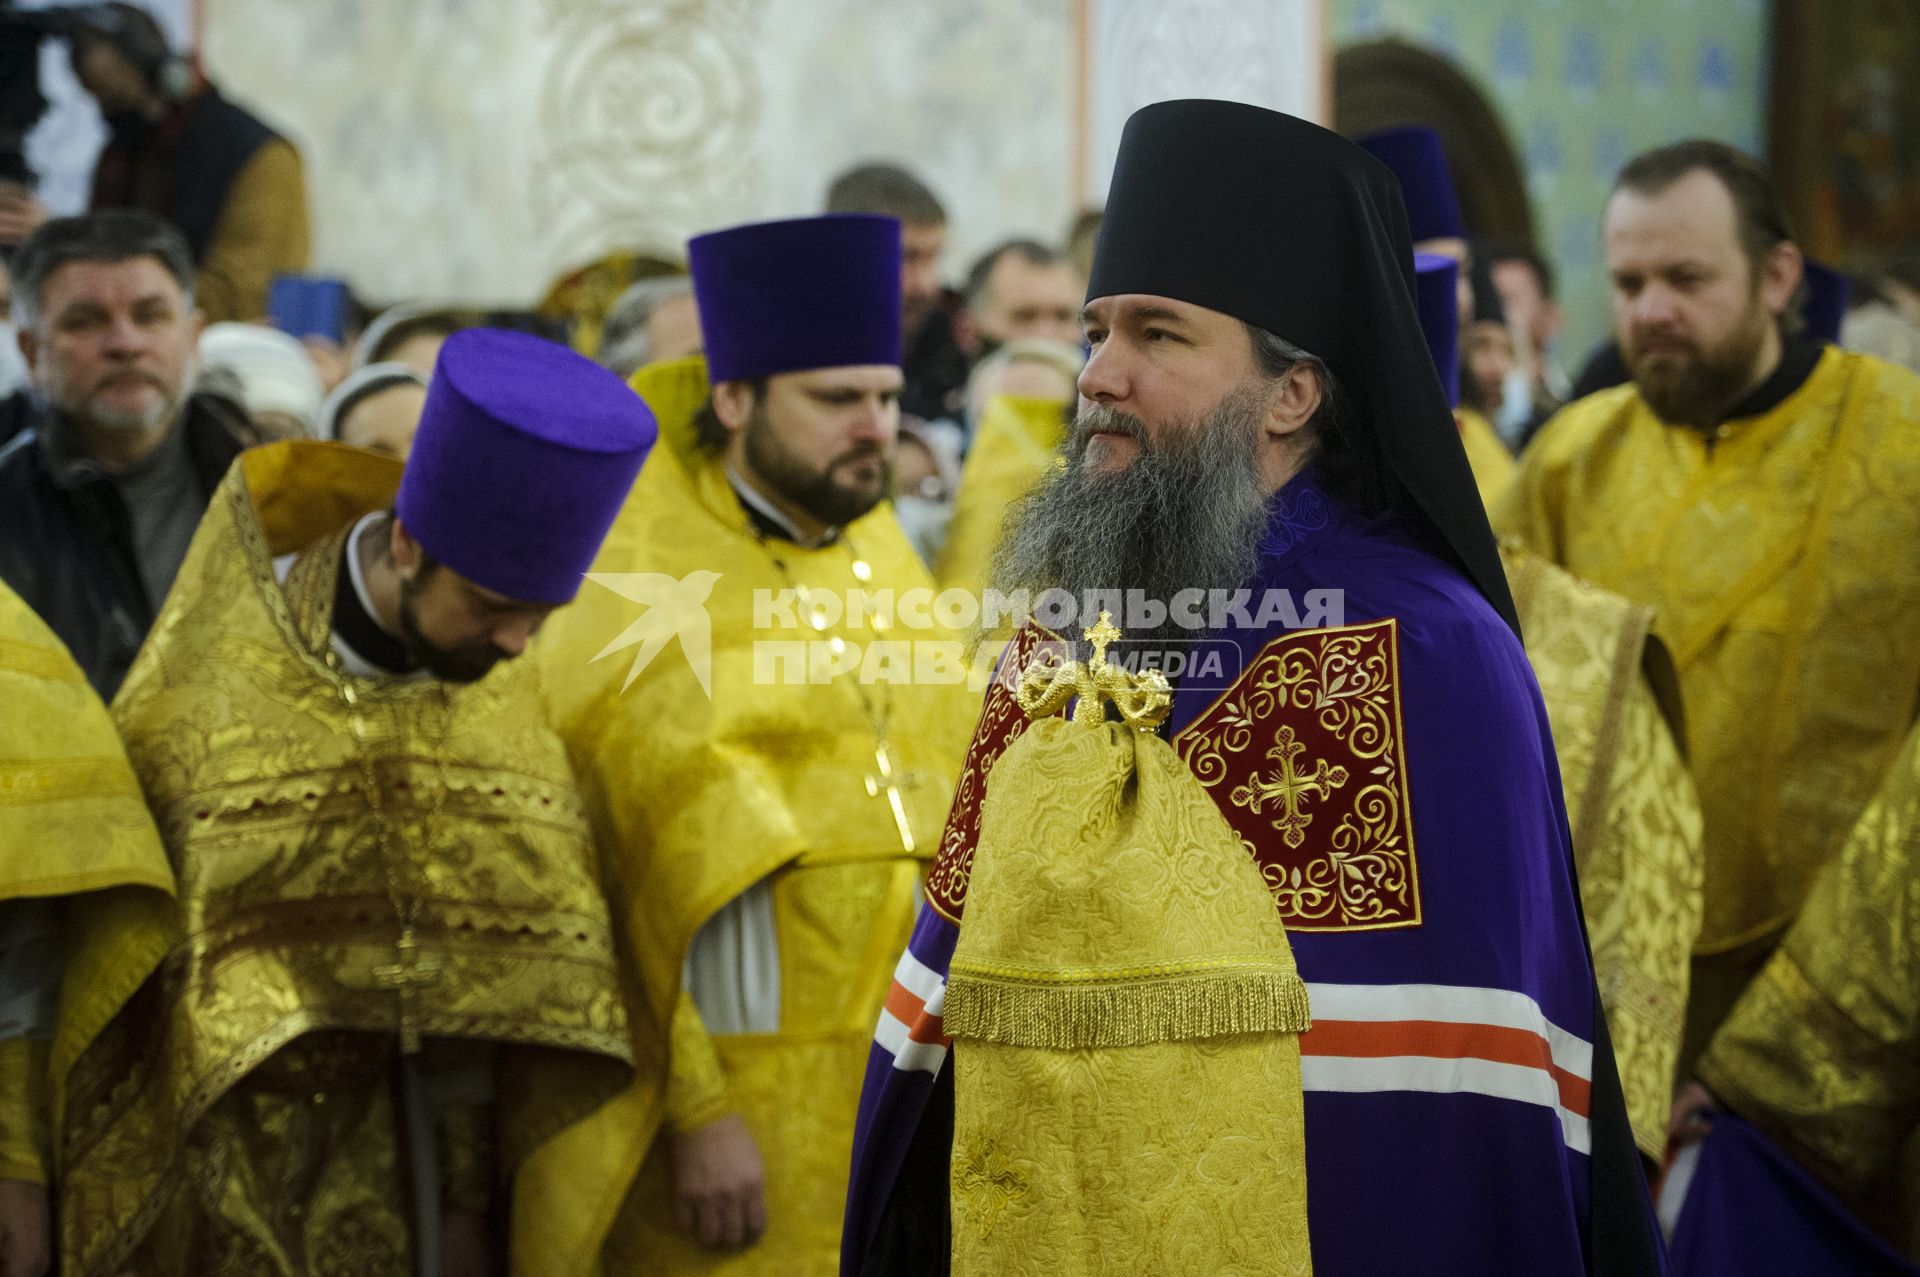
944, 967, 1311, 1050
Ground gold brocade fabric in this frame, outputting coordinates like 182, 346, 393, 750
0, 579, 173, 903
0, 579, 173, 1186
1458, 408, 1516, 509
604, 860, 924, 1276
946, 719, 1312, 1277
1495, 351, 1920, 984
533, 357, 976, 1273
934, 394, 1067, 599
1699, 721, 1920, 1256
60, 441, 633, 1277
1504, 546, 1704, 1159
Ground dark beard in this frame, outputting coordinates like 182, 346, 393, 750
1624, 295, 1772, 426
987, 386, 1275, 644
397, 579, 509, 684
743, 403, 891, 529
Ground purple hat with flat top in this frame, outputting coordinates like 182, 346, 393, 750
395, 327, 656, 604
1413, 253, 1462, 409
689, 213, 903, 383
1357, 125, 1467, 243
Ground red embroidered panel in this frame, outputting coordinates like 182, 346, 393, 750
924, 624, 1065, 922
1174, 618, 1421, 932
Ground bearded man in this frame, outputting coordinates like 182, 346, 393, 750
535, 213, 975, 1276
843, 100, 1664, 1277
60, 329, 653, 1276
1496, 141, 1920, 1074
0, 211, 252, 697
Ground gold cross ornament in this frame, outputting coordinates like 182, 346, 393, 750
865, 740, 922, 853
1232, 724, 1350, 848
1016, 612, 1172, 730
372, 928, 443, 1053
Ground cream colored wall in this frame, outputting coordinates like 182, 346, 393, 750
203, 0, 1076, 305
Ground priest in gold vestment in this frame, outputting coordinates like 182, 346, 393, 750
535, 215, 973, 1275
57, 329, 656, 1276
1496, 141, 1920, 1069
0, 580, 173, 1277
1689, 720, 1920, 1257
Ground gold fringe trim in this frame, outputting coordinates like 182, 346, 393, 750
945, 967, 1311, 1049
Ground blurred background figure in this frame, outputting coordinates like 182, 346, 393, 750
352, 302, 476, 373
0, 3, 309, 324
962, 238, 1080, 357
1488, 245, 1570, 413
1842, 252, 1920, 373
826, 161, 966, 422
0, 211, 250, 697
196, 320, 323, 441
319, 361, 428, 459
598, 274, 702, 378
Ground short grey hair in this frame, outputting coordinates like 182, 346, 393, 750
1244, 322, 1392, 511
598, 275, 695, 377
11, 210, 195, 331
1245, 323, 1338, 434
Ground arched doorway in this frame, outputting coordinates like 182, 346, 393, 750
1334, 38, 1535, 250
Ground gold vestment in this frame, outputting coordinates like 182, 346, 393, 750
934, 394, 1067, 599
1496, 349, 1920, 1057
1504, 546, 1704, 1157
0, 581, 173, 1187
535, 358, 975, 1275
1457, 407, 1516, 508
60, 442, 632, 1276
1699, 721, 1920, 1257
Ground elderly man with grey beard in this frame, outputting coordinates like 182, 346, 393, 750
0, 210, 251, 698
844, 100, 1666, 1277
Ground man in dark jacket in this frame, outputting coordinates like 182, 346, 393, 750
0, 211, 247, 698
0, 4, 310, 323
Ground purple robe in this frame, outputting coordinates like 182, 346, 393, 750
844, 467, 1665, 1275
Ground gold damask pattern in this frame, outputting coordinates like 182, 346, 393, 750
947, 717, 1311, 1276
1506, 545, 1704, 1159
0, 582, 171, 903
1496, 351, 1920, 980
531, 357, 974, 1273
1699, 720, 1920, 1253
934, 394, 1066, 599
1176, 618, 1418, 931
59, 442, 633, 1277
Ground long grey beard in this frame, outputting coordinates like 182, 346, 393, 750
987, 387, 1275, 644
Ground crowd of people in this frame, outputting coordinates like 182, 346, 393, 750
0, 5, 1918, 1277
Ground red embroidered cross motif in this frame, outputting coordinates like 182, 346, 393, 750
1175, 618, 1421, 932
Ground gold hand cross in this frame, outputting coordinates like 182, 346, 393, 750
372, 928, 443, 1054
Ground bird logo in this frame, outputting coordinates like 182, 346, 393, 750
583, 570, 723, 697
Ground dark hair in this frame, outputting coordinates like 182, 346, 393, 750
1245, 322, 1388, 513
691, 379, 767, 453
963, 239, 1064, 308
366, 310, 470, 364
68, 3, 174, 89
1612, 140, 1794, 274
10, 210, 194, 330
1485, 244, 1556, 301
824, 163, 945, 226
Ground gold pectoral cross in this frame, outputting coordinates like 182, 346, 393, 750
866, 741, 921, 853
372, 928, 442, 1054
1016, 612, 1172, 730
